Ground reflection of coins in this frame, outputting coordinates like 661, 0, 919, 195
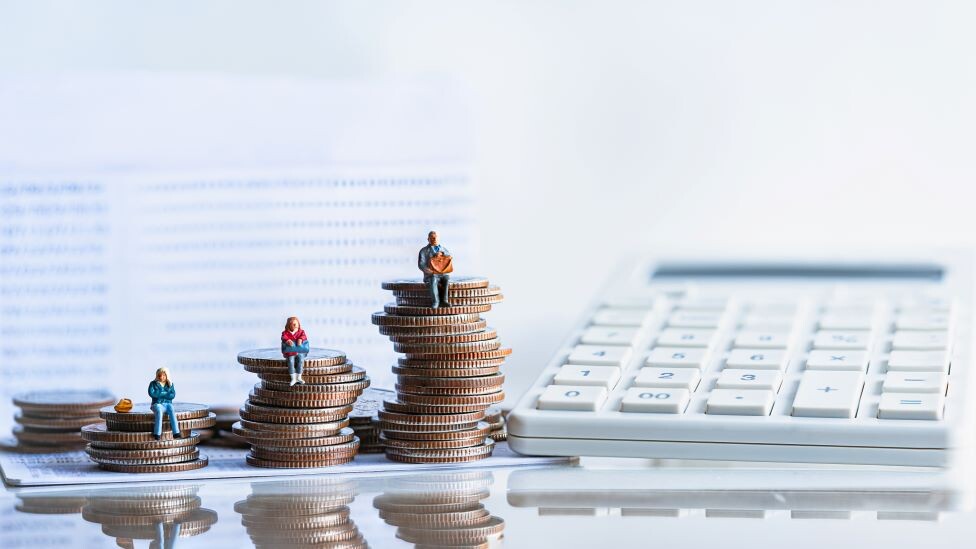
381, 276, 490, 291
396, 294, 505, 306
95, 456, 209, 473
403, 348, 512, 361
238, 348, 347, 368
381, 506, 492, 527
387, 328, 498, 344
105, 412, 216, 432
371, 312, 481, 326
393, 338, 502, 354
13, 389, 115, 411
396, 515, 504, 543
378, 320, 487, 336
397, 357, 505, 369
384, 303, 493, 316
81, 423, 200, 446
99, 402, 209, 422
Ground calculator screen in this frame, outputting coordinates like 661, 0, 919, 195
650, 263, 944, 281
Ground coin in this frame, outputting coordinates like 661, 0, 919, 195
379, 435, 485, 450
249, 428, 356, 449
250, 388, 361, 406
386, 328, 498, 344
383, 303, 493, 317
396, 374, 505, 390
371, 312, 482, 327
243, 361, 353, 375
381, 399, 488, 415
397, 357, 505, 369
84, 444, 200, 460
402, 348, 512, 361
257, 366, 367, 384
378, 409, 485, 425
89, 449, 200, 466
250, 439, 359, 461
240, 404, 352, 424
395, 384, 502, 397
246, 454, 355, 468
396, 515, 504, 543
12, 426, 84, 444
381, 276, 490, 291
381, 506, 491, 527
488, 429, 507, 441
260, 378, 371, 394
395, 294, 505, 307
99, 402, 209, 422
378, 420, 481, 433
105, 412, 216, 432
392, 339, 502, 355
13, 389, 115, 411
392, 285, 502, 299
378, 320, 488, 336
239, 418, 349, 435
14, 413, 103, 430
392, 366, 502, 379
382, 422, 492, 442
484, 406, 503, 424
232, 422, 348, 441
238, 348, 347, 368
81, 423, 201, 445
95, 456, 208, 473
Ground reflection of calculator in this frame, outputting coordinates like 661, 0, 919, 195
508, 256, 975, 467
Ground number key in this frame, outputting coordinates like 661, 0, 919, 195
580, 326, 640, 346
620, 388, 690, 413
553, 364, 621, 389
715, 369, 782, 391
568, 345, 632, 367
537, 385, 608, 411
734, 331, 790, 349
645, 347, 708, 369
656, 329, 716, 348
633, 367, 701, 391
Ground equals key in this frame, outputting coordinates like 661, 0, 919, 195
878, 392, 945, 420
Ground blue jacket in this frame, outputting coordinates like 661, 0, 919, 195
148, 381, 176, 405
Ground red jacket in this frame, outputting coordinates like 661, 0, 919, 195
281, 329, 307, 357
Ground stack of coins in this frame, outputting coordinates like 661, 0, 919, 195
201, 405, 249, 448
485, 406, 507, 441
7, 390, 114, 453
15, 490, 87, 515
82, 485, 218, 544
82, 403, 212, 473
372, 276, 508, 463
374, 471, 505, 547
235, 478, 367, 548
234, 348, 369, 468
349, 387, 393, 454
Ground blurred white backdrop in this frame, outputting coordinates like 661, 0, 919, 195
2, 0, 975, 404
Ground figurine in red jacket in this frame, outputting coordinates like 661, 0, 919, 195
281, 316, 309, 386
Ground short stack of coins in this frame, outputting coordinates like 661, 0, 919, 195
200, 404, 249, 449
372, 276, 508, 463
485, 406, 507, 441
82, 485, 218, 543
374, 470, 505, 547
349, 387, 394, 454
82, 402, 213, 473
235, 348, 369, 468
8, 390, 114, 453
235, 478, 367, 548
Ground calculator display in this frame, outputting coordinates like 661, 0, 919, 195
651, 264, 944, 281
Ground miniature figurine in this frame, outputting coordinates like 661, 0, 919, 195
418, 230, 453, 308
281, 316, 309, 386
148, 367, 182, 440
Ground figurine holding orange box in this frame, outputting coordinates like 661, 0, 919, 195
418, 230, 453, 309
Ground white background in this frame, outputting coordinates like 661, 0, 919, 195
2, 0, 975, 403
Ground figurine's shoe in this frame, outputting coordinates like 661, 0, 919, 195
289, 373, 298, 387
442, 301, 452, 307
153, 433, 161, 441
297, 375, 305, 385
431, 301, 440, 309
174, 431, 183, 439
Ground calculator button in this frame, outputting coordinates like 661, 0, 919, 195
715, 369, 782, 391
580, 326, 640, 346
818, 314, 874, 330
645, 347, 708, 369
886, 350, 949, 372
553, 365, 621, 389
804, 350, 869, 372
633, 367, 701, 391
725, 349, 787, 370
739, 315, 795, 330
791, 371, 864, 418
812, 330, 873, 350
677, 297, 728, 310
602, 296, 657, 309
592, 308, 651, 327
668, 310, 723, 328
656, 329, 716, 348
882, 372, 947, 394
567, 345, 633, 367
891, 331, 949, 351
878, 392, 944, 420
895, 314, 951, 331
733, 332, 790, 349
706, 389, 775, 416
620, 388, 690, 414
537, 385, 608, 411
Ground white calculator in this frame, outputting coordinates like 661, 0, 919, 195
508, 254, 976, 467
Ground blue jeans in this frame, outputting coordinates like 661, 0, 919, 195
427, 274, 450, 305
287, 353, 305, 374
152, 403, 180, 436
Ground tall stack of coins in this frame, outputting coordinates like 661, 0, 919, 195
372, 276, 508, 463
82, 485, 218, 544
374, 471, 505, 547
234, 348, 369, 468
235, 478, 367, 548
8, 390, 114, 453
82, 403, 212, 473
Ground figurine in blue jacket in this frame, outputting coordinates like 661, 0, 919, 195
149, 367, 183, 440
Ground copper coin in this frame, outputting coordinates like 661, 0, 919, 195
243, 361, 353, 375
246, 454, 354, 468
382, 400, 488, 415
387, 328, 498, 345
384, 303, 492, 317
251, 387, 362, 405
403, 348, 512, 361
82, 504, 202, 526
393, 339, 502, 355
247, 392, 358, 410
250, 439, 359, 460
81, 423, 201, 445
244, 401, 353, 418
378, 435, 485, 450
247, 528, 362, 544
382, 422, 492, 441
397, 357, 505, 369
105, 412, 216, 432
373, 499, 486, 515
99, 402, 209, 422
12, 426, 83, 444
257, 365, 367, 384
240, 507, 350, 527
378, 320, 487, 336
384, 438, 494, 459
392, 285, 501, 298
378, 409, 485, 425
240, 405, 352, 425
239, 417, 349, 434
393, 366, 502, 379
395, 384, 501, 397
396, 515, 504, 543
89, 449, 200, 466
350, 387, 391, 419
395, 294, 504, 307
13, 389, 115, 411
381, 506, 491, 527
248, 428, 356, 449
14, 413, 103, 430
371, 312, 481, 327
381, 276, 490, 291
488, 429, 507, 441
232, 421, 348, 441
379, 421, 480, 433
236, 432, 359, 448
238, 348, 347, 368
484, 406, 503, 423
85, 444, 200, 460
260, 378, 371, 394
96, 456, 209, 473
396, 374, 505, 390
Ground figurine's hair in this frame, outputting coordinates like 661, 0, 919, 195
285, 316, 301, 331
155, 367, 172, 386
428, 230, 437, 237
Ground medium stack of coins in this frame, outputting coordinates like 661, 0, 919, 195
82, 402, 213, 473
235, 478, 367, 548
349, 387, 394, 454
82, 485, 218, 544
235, 348, 369, 468
8, 390, 114, 452
372, 276, 508, 463
374, 471, 505, 547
